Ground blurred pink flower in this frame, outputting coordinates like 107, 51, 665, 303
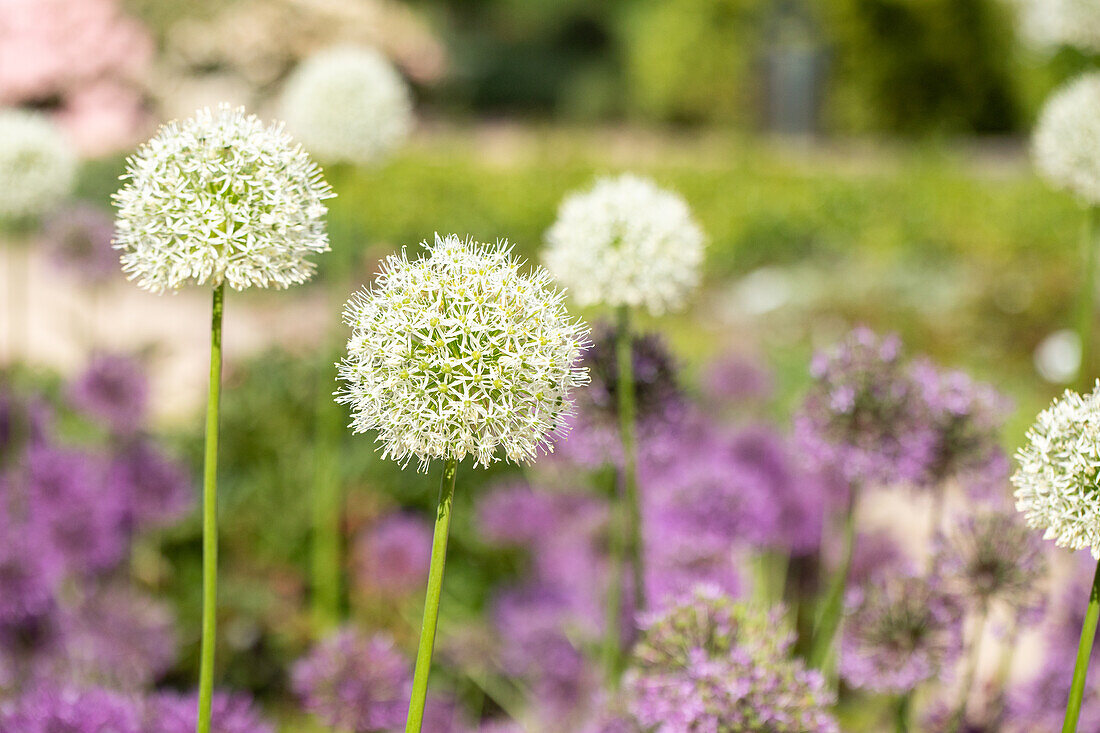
0, 0, 152, 155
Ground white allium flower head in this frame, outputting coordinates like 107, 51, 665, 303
337, 234, 590, 471
1014, 0, 1100, 53
112, 104, 334, 293
0, 109, 76, 222
1013, 381, 1100, 558
280, 45, 413, 166
1033, 73, 1100, 204
543, 173, 705, 315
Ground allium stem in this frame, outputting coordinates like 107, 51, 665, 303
615, 306, 645, 614
808, 490, 857, 670
1078, 206, 1100, 390
895, 693, 911, 733
196, 282, 225, 733
1063, 558, 1100, 733
405, 458, 458, 733
603, 466, 626, 685
949, 602, 987, 733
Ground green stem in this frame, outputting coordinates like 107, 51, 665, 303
405, 459, 458, 733
1078, 206, 1100, 391
615, 306, 644, 614
950, 603, 988, 732
195, 283, 225, 733
310, 357, 343, 633
895, 693, 911, 733
1063, 559, 1100, 733
808, 488, 857, 670
603, 466, 626, 685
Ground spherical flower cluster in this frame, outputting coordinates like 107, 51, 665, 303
0, 684, 142, 733
794, 328, 935, 488
291, 628, 411, 732
1033, 73, 1100, 204
44, 204, 119, 284
543, 174, 705, 315
280, 45, 413, 166
1013, 382, 1100, 557
0, 109, 76, 222
112, 104, 334, 293
67, 353, 148, 434
353, 512, 432, 597
1014, 0, 1100, 53
624, 585, 838, 733
145, 691, 274, 733
839, 575, 963, 694
337, 234, 590, 470
933, 509, 1047, 617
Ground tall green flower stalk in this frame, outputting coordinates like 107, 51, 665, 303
111, 104, 333, 732
808, 490, 857, 670
542, 174, 705, 683
196, 283, 224, 733
1065, 562, 1100, 732
336, 235, 589, 733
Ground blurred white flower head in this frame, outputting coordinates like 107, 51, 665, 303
1014, 0, 1100, 54
279, 45, 413, 166
337, 234, 590, 471
1034, 329, 1081, 384
0, 109, 76, 223
112, 103, 334, 293
1033, 73, 1100, 204
1014, 382, 1100, 558
543, 173, 705, 315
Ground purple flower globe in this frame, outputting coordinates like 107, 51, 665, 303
144, 691, 274, 733
67, 352, 149, 435
353, 512, 432, 598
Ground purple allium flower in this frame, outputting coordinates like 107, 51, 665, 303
839, 574, 964, 694
910, 359, 1012, 494
42, 203, 118, 285
67, 353, 149, 434
0, 684, 142, 733
0, 498, 63, 625
933, 509, 1047, 619
26, 444, 127, 572
794, 328, 935, 488
107, 438, 193, 529
0, 387, 51, 461
847, 530, 912, 590
700, 351, 774, 405
624, 585, 838, 733
291, 628, 411, 732
353, 512, 432, 598
420, 693, 470, 733
47, 583, 176, 690
492, 583, 601, 722
144, 691, 274, 733
476, 482, 565, 547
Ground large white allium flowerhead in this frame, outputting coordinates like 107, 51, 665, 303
1014, 0, 1100, 54
1033, 73, 1100, 204
280, 45, 413, 166
543, 174, 705, 316
337, 234, 590, 471
0, 109, 76, 223
112, 104, 334, 293
1013, 381, 1100, 558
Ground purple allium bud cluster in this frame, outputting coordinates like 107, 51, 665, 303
353, 512, 433, 598
839, 574, 964, 694
624, 586, 838, 733
42, 203, 118, 285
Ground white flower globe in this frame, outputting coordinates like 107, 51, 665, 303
112, 104, 334, 293
0, 110, 76, 223
1033, 73, 1100, 204
1014, 381, 1100, 558
280, 45, 413, 166
337, 234, 590, 471
543, 174, 705, 316
1014, 0, 1100, 53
